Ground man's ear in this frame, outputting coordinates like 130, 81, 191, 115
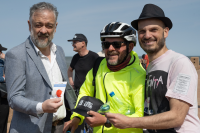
81, 41, 85, 48
164, 27, 169, 39
128, 42, 134, 53
54, 22, 58, 33
28, 20, 31, 32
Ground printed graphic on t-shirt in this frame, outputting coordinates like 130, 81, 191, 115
144, 70, 170, 115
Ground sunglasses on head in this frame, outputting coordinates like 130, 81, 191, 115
101, 41, 126, 49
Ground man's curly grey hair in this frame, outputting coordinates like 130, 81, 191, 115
29, 2, 58, 23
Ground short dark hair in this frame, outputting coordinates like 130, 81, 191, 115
142, 54, 146, 59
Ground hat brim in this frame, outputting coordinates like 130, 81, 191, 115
67, 38, 84, 42
0, 47, 7, 51
131, 17, 172, 30
71, 108, 90, 117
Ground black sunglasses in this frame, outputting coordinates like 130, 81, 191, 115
101, 41, 126, 49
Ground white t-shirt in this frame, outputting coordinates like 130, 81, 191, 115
97, 50, 105, 57
144, 50, 200, 133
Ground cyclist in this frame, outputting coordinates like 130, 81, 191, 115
63, 22, 146, 133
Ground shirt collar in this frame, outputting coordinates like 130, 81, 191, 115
30, 37, 57, 56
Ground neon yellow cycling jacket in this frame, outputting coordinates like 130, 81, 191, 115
71, 51, 146, 133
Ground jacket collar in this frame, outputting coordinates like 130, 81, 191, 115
55, 47, 67, 81
25, 36, 53, 89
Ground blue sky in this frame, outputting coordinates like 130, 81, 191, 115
0, 0, 199, 56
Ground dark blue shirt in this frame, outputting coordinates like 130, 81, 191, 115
0, 59, 5, 82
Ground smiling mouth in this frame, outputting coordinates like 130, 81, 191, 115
108, 55, 118, 59
38, 36, 48, 39
108, 54, 118, 56
142, 40, 156, 45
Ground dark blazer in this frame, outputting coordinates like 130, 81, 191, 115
5, 37, 77, 133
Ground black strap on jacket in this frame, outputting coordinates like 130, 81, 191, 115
92, 57, 104, 97
91, 55, 136, 97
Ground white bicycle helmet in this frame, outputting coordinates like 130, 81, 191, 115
100, 22, 137, 46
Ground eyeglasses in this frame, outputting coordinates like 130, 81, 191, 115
101, 41, 126, 49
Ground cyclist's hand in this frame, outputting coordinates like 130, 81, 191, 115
85, 111, 107, 127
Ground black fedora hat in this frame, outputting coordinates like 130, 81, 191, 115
0, 44, 7, 51
131, 4, 172, 30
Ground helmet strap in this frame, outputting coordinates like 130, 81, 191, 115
121, 42, 130, 64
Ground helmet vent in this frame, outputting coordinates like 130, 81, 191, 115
113, 24, 121, 31
109, 24, 114, 31
101, 22, 137, 46
105, 25, 109, 31
121, 25, 129, 31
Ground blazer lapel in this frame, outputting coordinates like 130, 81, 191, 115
26, 37, 52, 89
56, 49, 67, 81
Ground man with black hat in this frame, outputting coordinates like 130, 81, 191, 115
106, 3, 200, 133
67, 33, 99, 96
0, 44, 9, 133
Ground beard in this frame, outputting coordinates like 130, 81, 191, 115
106, 49, 127, 65
30, 28, 55, 48
139, 33, 165, 54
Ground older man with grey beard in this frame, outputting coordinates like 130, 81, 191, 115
5, 2, 77, 133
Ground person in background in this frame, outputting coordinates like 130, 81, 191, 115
5, 2, 77, 133
97, 47, 105, 57
0, 44, 9, 133
142, 54, 149, 69
67, 34, 99, 133
0, 44, 6, 82
106, 4, 200, 133
67, 33, 99, 96
140, 57, 146, 70
64, 22, 146, 133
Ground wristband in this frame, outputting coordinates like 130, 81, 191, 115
74, 116, 81, 121
104, 119, 112, 128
